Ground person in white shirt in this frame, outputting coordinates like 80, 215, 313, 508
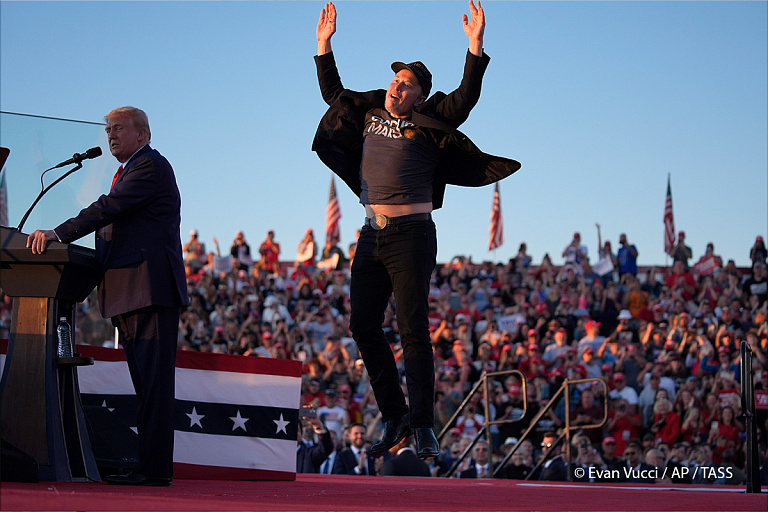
607, 372, 639, 412
317, 389, 349, 440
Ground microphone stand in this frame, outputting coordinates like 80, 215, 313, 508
16, 162, 83, 232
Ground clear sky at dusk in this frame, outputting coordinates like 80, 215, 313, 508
1, 1, 766, 267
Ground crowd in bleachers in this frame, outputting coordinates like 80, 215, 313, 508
3, 227, 766, 482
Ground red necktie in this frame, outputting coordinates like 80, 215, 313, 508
110, 165, 123, 190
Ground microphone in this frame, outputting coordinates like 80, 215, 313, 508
52, 146, 102, 169
16, 147, 102, 231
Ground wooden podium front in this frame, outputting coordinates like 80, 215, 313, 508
0, 226, 101, 481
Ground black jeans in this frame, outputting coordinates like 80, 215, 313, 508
349, 219, 437, 428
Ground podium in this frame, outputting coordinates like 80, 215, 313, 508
0, 226, 101, 481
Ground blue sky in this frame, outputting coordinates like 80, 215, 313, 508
1, 1, 766, 268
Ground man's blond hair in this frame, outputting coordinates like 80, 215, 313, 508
105, 106, 151, 142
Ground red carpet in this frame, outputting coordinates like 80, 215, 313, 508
1, 475, 765, 512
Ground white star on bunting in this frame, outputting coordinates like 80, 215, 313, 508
229, 410, 250, 432
186, 406, 205, 428
273, 413, 289, 435
101, 399, 115, 412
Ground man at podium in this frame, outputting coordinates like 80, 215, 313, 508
26, 106, 189, 486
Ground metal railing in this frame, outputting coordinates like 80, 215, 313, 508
437, 370, 527, 478
435, 370, 608, 480
491, 376, 608, 480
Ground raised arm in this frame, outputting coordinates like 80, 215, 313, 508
314, 2, 346, 105
424, 1, 489, 127
463, 1, 485, 57
317, 2, 336, 56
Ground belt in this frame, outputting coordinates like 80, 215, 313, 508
364, 213, 432, 230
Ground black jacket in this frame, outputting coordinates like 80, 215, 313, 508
312, 51, 521, 210
381, 448, 431, 477
460, 461, 497, 479
296, 430, 334, 474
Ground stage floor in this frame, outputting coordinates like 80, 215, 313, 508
1, 474, 766, 512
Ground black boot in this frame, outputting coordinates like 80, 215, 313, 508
413, 427, 439, 459
369, 414, 411, 456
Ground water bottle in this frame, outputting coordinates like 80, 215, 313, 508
56, 317, 73, 358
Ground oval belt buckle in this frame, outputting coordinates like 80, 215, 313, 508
373, 213, 389, 230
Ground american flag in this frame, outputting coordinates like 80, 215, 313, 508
663, 174, 675, 253
12, 344, 305, 481
325, 176, 341, 246
488, 183, 503, 251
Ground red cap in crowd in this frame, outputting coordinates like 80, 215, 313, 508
547, 366, 565, 378
548, 367, 566, 379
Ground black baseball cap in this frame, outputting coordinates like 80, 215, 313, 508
391, 60, 432, 97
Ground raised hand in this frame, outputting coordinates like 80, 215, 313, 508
462, 0, 485, 56
317, 2, 336, 55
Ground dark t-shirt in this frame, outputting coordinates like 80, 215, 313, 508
359, 109, 439, 205
742, 276, 767, 306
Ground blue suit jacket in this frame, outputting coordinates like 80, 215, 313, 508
55, 145, 189, 317
332, 447, 390, 475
